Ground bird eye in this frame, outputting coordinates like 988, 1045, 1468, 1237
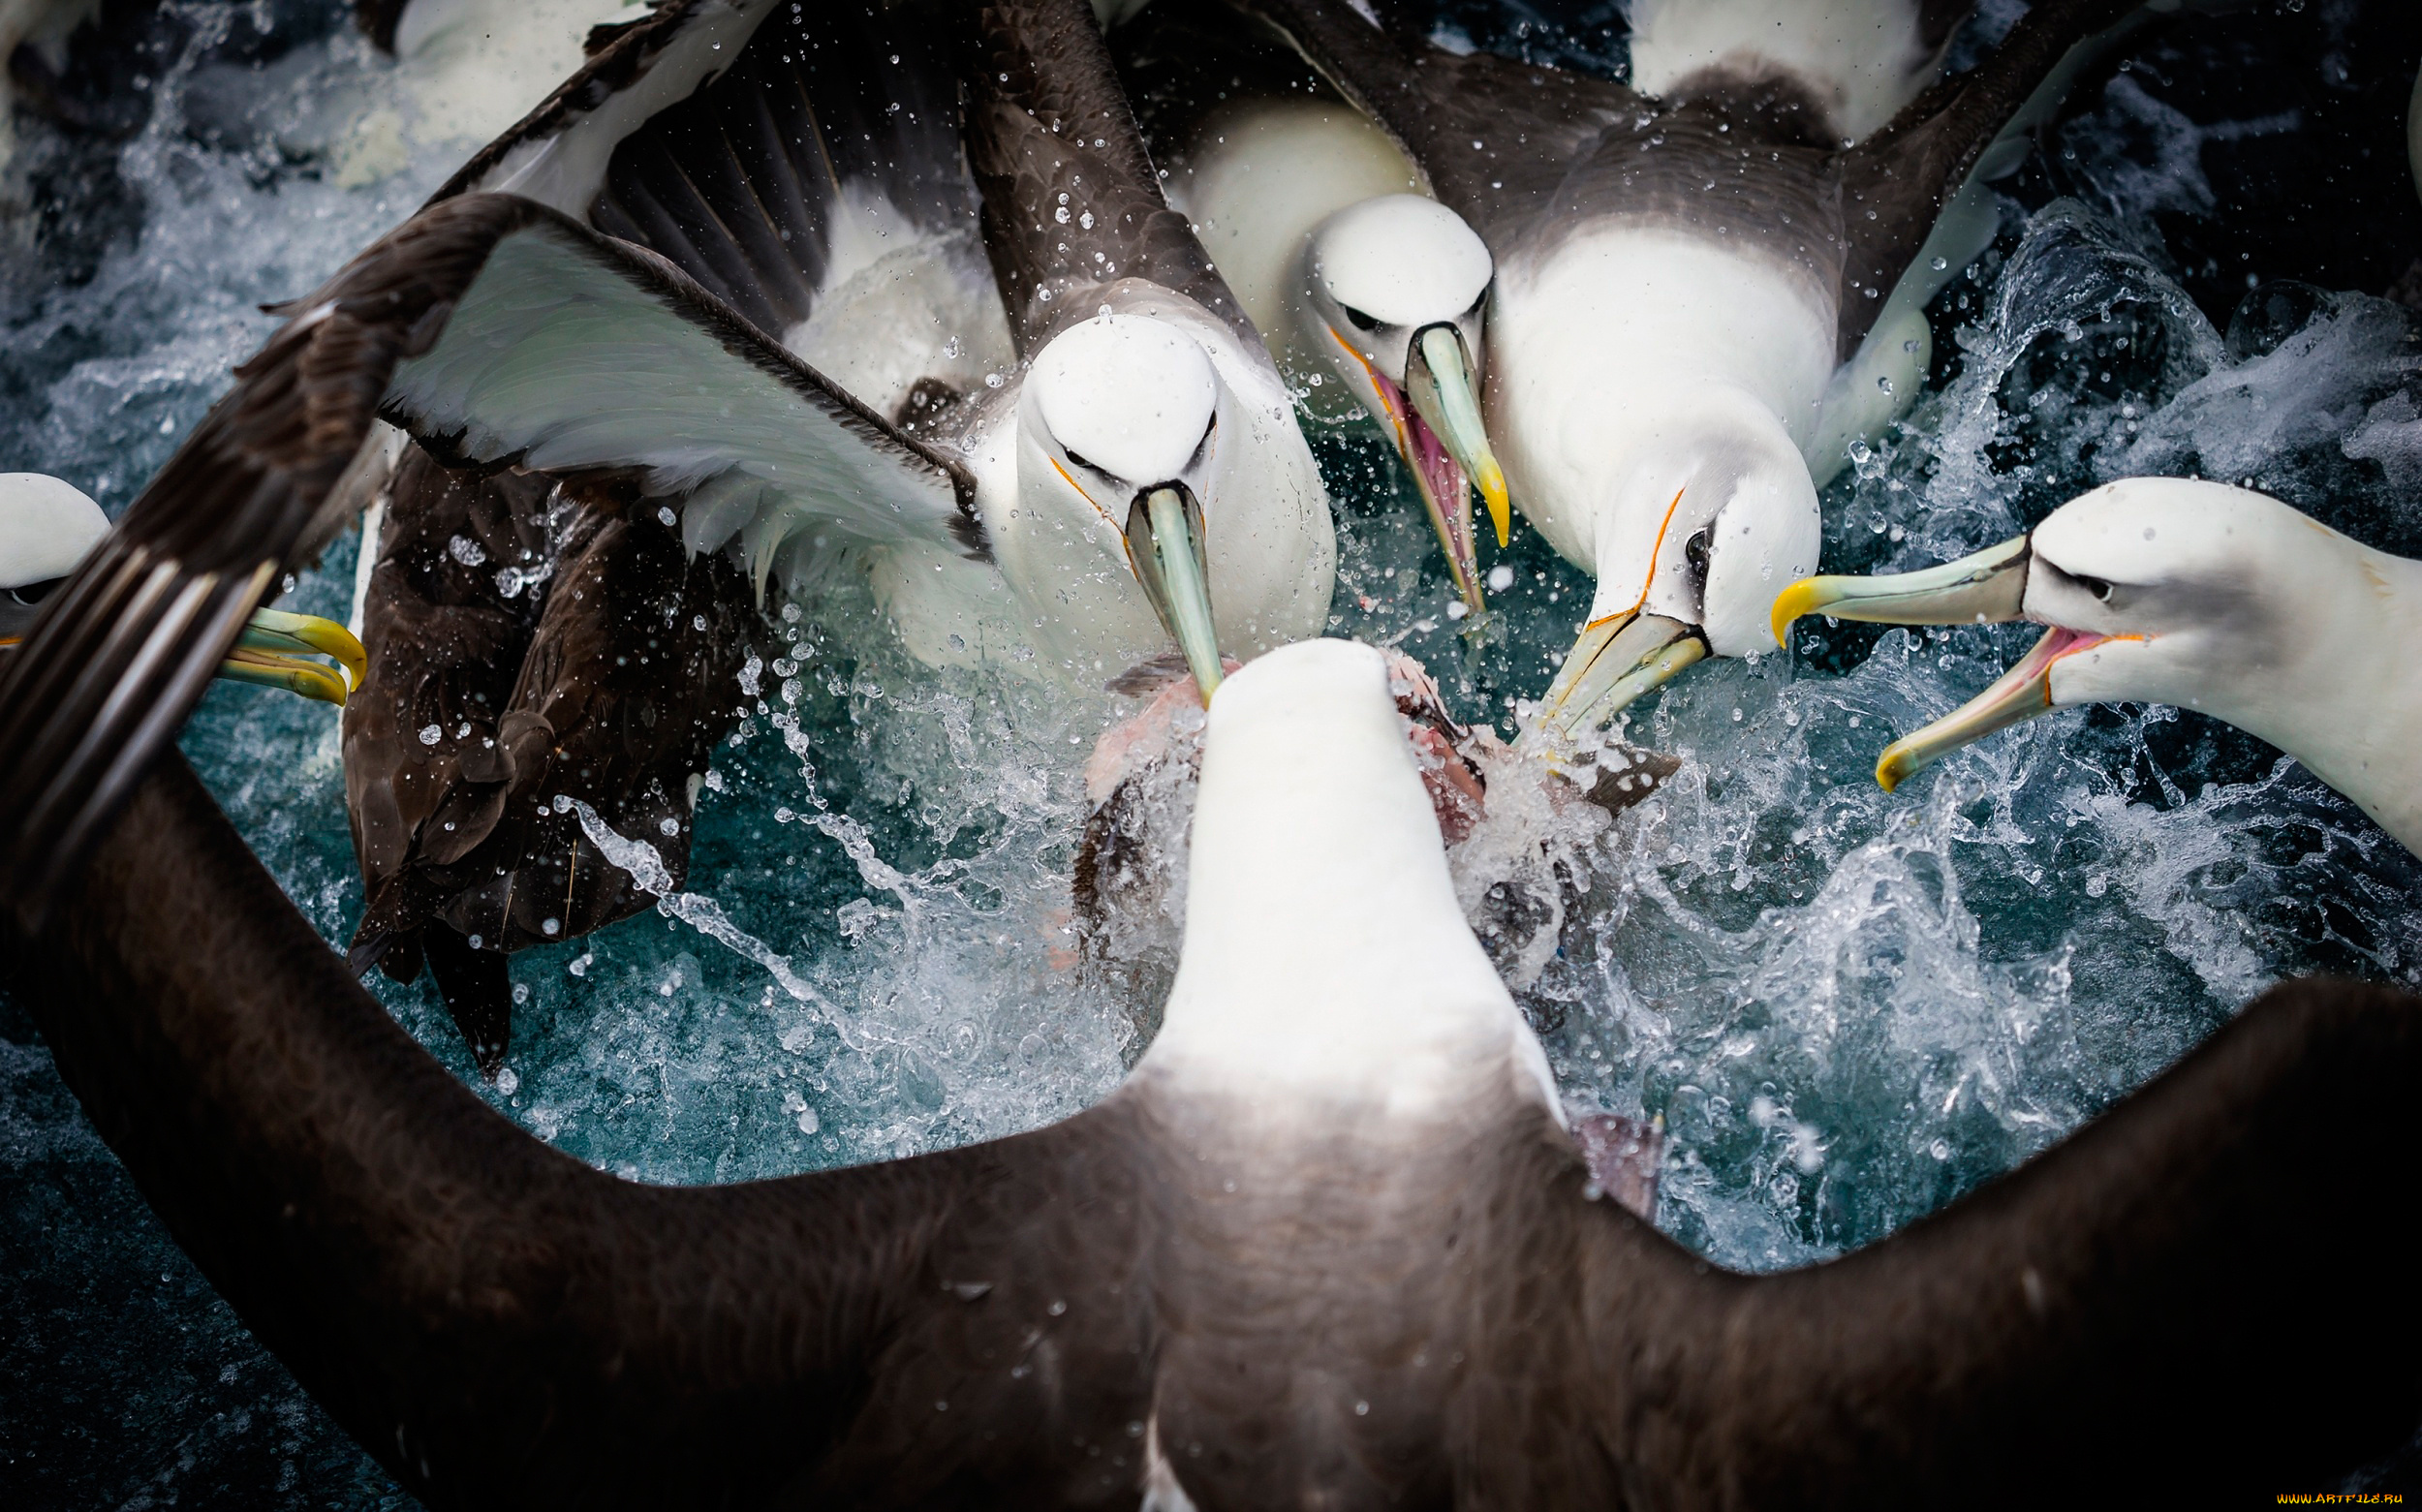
9, 576, 64, 607
1340, 304, 1382, 333
2074, 573, 2115, 602
1464, 286, 1489, 317
1064, 447, 1102, 475
1684, 525, 1714, 591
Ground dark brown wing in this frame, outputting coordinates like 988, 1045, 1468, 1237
1568, 976, 2422, 1498
18, 752, 1161, 1506
966, 0, 1251, 351
0, 192, 976, 925
0, 194, 536, 928
1226, 0, 1640, 254
1837, 0, 2151, 353
578, 0, 983, 348
342, 448, 760, 1073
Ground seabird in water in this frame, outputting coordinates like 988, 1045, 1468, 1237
11, 634, 2422, 1502
1114, 4, 1507, 615
0, 0, 1332, 920
1771, 476, 2422, 854
1231, 0, 2226, 746
0, 470, 361, 703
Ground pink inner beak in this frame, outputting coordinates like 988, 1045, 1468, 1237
1373, 370, 1475, 581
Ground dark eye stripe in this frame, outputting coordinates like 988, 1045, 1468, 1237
1340, 304, 1381, 332
9, 576, 66, 607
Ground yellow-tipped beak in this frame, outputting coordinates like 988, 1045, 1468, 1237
1875, 625, 2113, 791
1770, 535, 2033, 650
1125, 485, 1225, 705
220, 607, 366, 706
1475, 453, 1511, 550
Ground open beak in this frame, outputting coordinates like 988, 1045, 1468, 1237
1768, 535, 2116, 790
218, 607, 367, 705
1347, 322, 1507, 620
1519, 611, 1706, 752
0, 604, 364, 705
1125, 485, 1226, 704
1872, 624, 2115, 790
1406, 324, 1510, 552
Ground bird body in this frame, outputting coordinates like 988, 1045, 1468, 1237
11, 634, 2422, 1503
1489, 224, 1832, 655
1776, 478, 2422, 855
1230, 0, 2185, 739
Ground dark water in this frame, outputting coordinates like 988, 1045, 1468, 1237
4, 0, 2421, 1503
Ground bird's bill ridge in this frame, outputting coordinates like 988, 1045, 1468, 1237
1522, 610, 1705, 751
1405, 324, 1510, 551
1767, 534, 2033, 649
1768, 537, 2120, 791
0, 605, 363, 706
1125, 485, 1226, 704
1330, 324, 1492, 619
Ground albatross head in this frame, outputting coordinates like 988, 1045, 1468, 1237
1024, 312, 1235, 702
1301, 195, 1508, 615
0, 471, 365, 704
1524, 392, 1821, 749
1770, 478, 2376, 793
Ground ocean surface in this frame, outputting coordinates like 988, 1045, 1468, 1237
3, 0, 2419, 1502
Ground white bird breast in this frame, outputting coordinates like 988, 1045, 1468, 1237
1487, 227, 1836, 574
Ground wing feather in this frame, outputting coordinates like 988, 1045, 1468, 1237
0, 192, 974, 921
1838, 0, 2148, 353
385, 210, 977, 545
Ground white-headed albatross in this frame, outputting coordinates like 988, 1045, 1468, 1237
0, 470, 361, 703
12, 634, 2422, 1503
1228, 0, 2229, 747
1772, 477, 2422, 854
1114, 3, 1506, 615
0, 0, 1331, 919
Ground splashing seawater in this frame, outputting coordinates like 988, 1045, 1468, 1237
6, 1, 2422, 1501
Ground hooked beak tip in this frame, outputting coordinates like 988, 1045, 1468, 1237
1478, 460, 1511, 549
1769, 577, 1826, 650
223, 608, 366, 706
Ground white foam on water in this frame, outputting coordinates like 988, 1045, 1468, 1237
4, 5, 2417, 1287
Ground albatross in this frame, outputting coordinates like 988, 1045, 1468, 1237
0, 0, 1332, 922
1771, 477, 2422, 855
9, 635, 2421, 1503
0, 471, 362, 702
1228, 0, 2229, 746
1112, 2, 1506, 614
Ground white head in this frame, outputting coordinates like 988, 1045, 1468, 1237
1774, 478, 2407, 812
1141, 636, 1551, 1115
0, 469, 364, 700
1020, 311, 1230, 698
1300, 195, 1508, 610
1529, 393, 1821, 742
0, 473, 109, 640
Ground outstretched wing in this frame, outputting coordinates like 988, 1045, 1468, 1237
966, 0, 1250, 350
1837, 0, 2157, 354
29, 753, 1156, 1506
1227, 0, 1640, 253
384, 206, 977, 551
0, 192, 974, 921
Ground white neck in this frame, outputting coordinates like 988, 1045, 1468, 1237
1135, 640, 1555, 1124
2232, 543, 2422, 854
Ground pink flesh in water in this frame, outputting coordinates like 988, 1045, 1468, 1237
1572, 1112, 1662, 1220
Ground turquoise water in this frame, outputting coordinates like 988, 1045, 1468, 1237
5, 0, 2421, 1503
